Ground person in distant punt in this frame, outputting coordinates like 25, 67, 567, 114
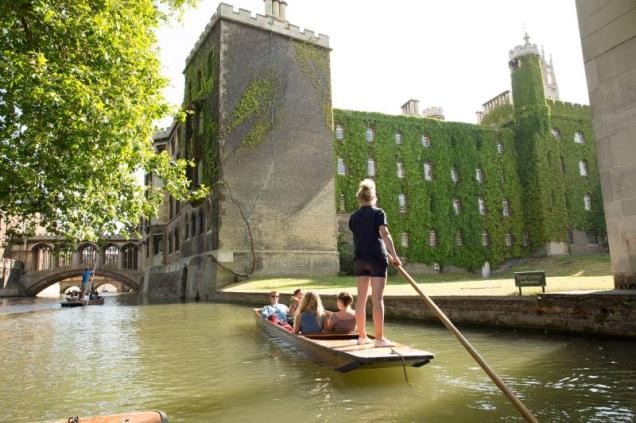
80, 266, 94, 299
260, 290, 289, 322
324, 292, 357, 334
349, 179, 402, 347
293, 291, 326, 334
287, 288, 304, 323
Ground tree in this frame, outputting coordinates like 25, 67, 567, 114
0, 0, 203, 240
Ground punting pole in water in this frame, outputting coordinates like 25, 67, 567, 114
395, 265, 539, 423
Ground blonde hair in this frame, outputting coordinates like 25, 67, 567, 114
356, 178, 377, 205
296, 291, 325, 321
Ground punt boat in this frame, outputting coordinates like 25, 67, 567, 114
254, 309, 434, 372
61, 296, 105, 308
45, 410, 168, 422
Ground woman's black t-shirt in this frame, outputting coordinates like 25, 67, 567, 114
348, 206, 388, 265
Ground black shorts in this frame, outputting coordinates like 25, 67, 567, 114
354, 259, 387, 277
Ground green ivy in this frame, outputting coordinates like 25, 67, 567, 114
334, 110, 527, 271
293, 40, 332, 128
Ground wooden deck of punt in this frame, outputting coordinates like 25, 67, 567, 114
44, 410, 168, 422
254, 309, 434, 372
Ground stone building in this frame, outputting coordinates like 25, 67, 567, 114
142, 1, 338, 297
575, 0, 636, 289
144, 2, 607, 294
333, 34, 606, 274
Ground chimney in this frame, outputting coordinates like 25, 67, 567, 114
272, 0, 280, 18
401, 99, 420, 117
264, 0, 273, 16
279, 0, 287, 20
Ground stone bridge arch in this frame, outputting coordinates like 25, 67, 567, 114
21, 266, 142, 297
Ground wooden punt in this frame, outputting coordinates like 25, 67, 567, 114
61, 296, 105, 308
254, 309, 434, 372
45, 410, 168, 423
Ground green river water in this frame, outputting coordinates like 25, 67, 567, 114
0, 295, 634, 422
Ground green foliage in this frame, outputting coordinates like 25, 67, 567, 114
334, 110, 527, 271
480, 104, 514, 127
0, 0, 203, 240
293, 41, 332, 128
225, 74, 279, 152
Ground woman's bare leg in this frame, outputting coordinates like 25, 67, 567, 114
356, 276, 370, 339
370, 276, 387, 340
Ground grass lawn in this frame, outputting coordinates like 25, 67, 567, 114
221, 254, 614, 296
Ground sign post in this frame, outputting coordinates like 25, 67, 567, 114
514, 271, 546, 295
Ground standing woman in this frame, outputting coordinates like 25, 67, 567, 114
349, 179, 401, 347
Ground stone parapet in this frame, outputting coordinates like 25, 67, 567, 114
213, 290, 636, 338
186, 3, 330, 66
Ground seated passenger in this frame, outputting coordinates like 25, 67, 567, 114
325, 292, 357, 333
293, 291, 326, 334
260, 290, 289, 322
287, 289, 304, 323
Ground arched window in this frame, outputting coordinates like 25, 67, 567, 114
199, 210, 205, 234
56, 243, 73, 268
122, 244, 138, 270
104, 245, 120, 268
184, 214, 190, 239
174, 227, 180, 251
78, 244, 97, 267
190, 213, 196, 237
32, 244, 52, 271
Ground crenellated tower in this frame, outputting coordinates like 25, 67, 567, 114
509, 33, 569, 254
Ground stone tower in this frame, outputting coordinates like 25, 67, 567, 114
509, 33, 569, 253
180, 2, 339, 288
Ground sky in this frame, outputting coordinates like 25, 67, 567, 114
155, 0, 589, 125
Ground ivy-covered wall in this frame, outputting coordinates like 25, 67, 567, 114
548, 100, 606, 237
333, 110, 527, 271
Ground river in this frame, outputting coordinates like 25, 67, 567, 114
0, 295, 634, 422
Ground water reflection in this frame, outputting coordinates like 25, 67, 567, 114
0, 297, 633, 422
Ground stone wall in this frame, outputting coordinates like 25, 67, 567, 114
576, 0, 636, 289
213, 290, 636, 337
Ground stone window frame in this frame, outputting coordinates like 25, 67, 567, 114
335, 124, 345, 140
398, 193, 407, 214
481, 230, 490, 247
423, 161, 433, 181
450, 166, 459, 183
401, 232, 409, 248
502, 198, 510, 217
394, 132, 402, 145
428, 230, 437, 247
504, 233, 513, 247
452, 198, 461, 215
397, 161, 404, 178
337, 158, 346, 175
478, 197, 486, 215
574, 131, 585, 144
367, 158, 376, 176
365, 125, 375, 143
583, 193, 592, 211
